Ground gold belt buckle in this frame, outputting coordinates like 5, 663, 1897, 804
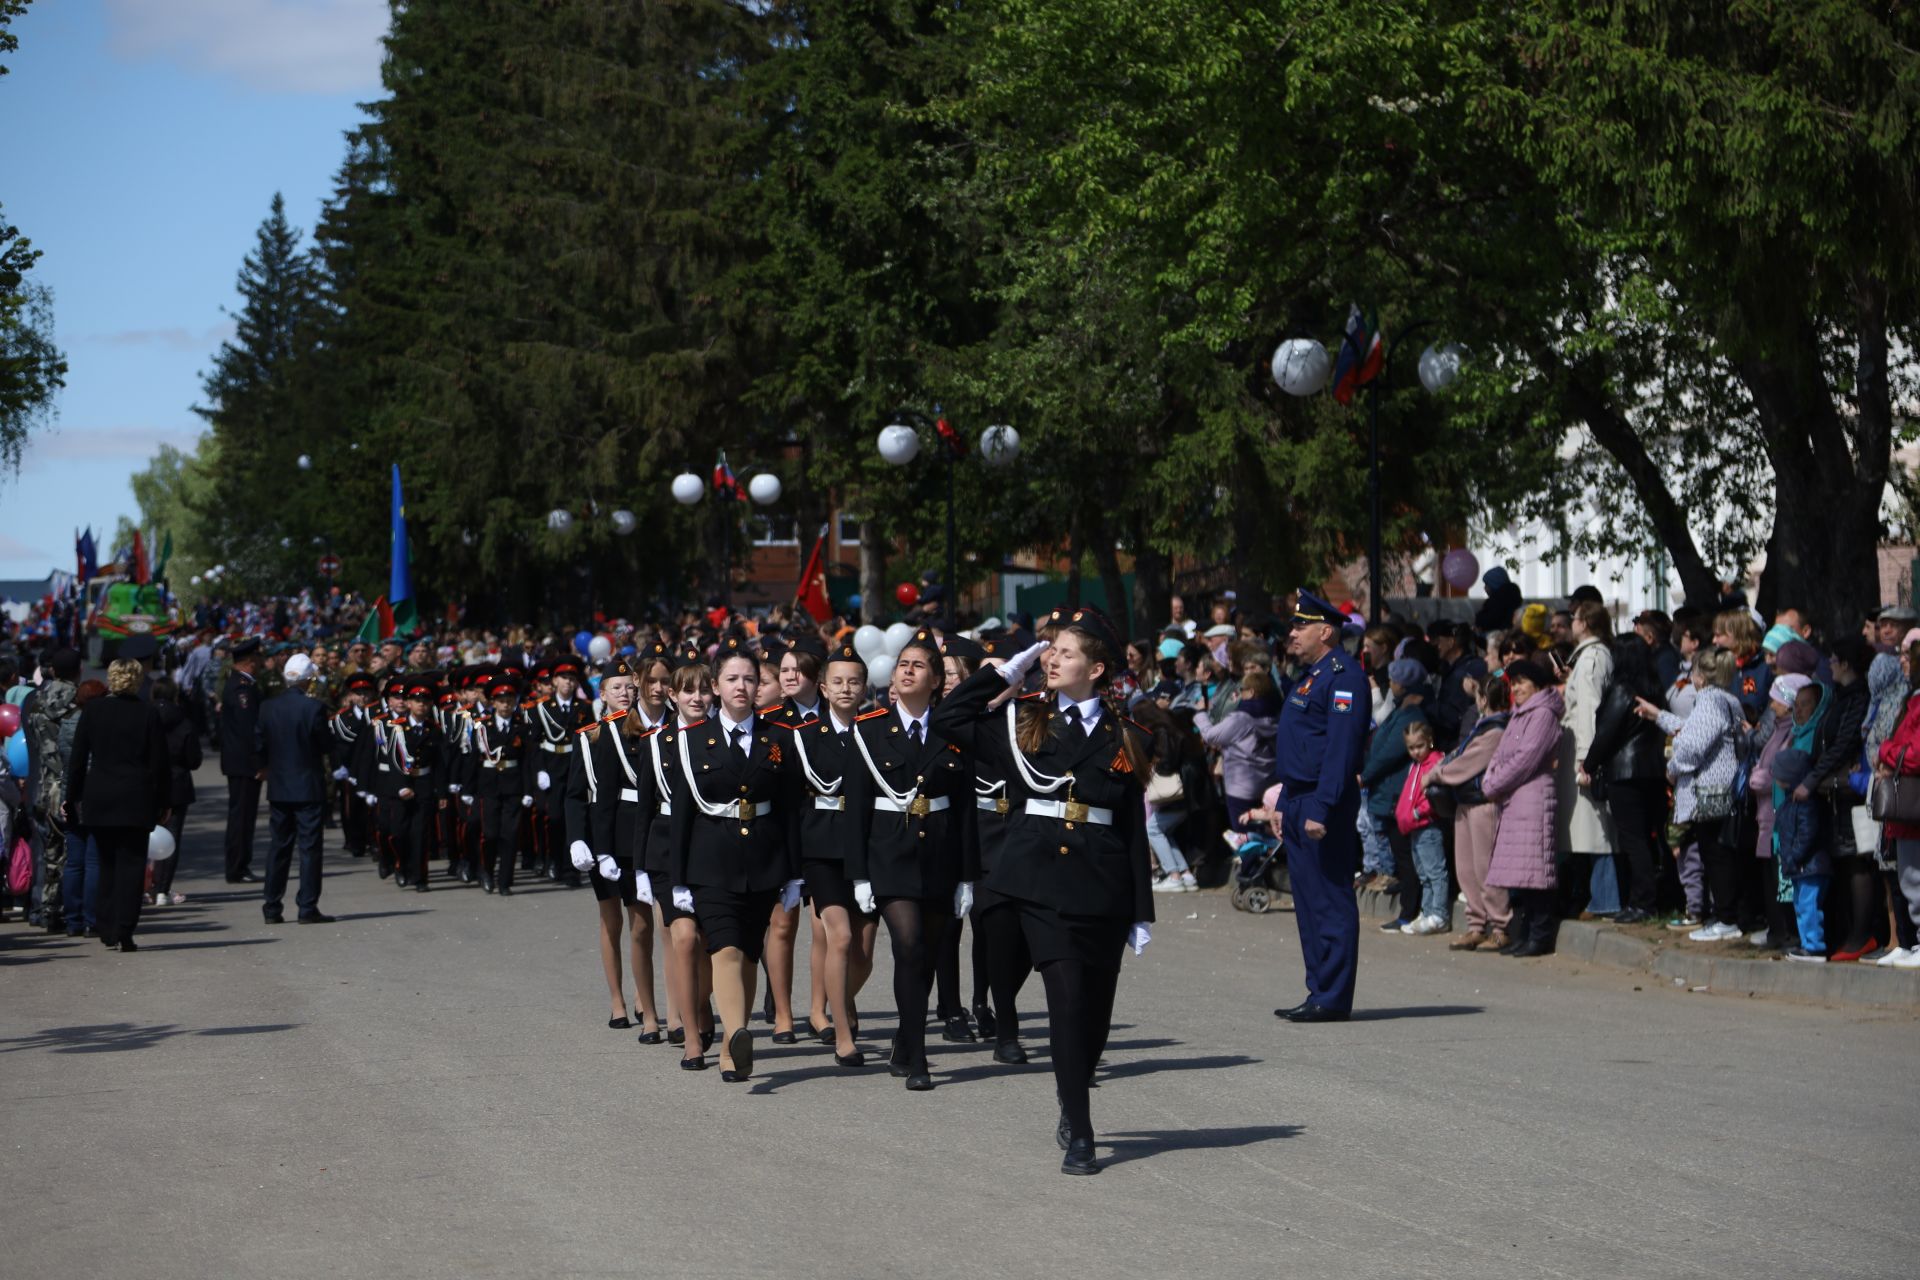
994, 797, 1009, 815
1064, 800, 1090, 823
736, 799, 755, 821
908, 795, 931, 818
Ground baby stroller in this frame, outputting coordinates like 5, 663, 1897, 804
1228, 830, 1290, 914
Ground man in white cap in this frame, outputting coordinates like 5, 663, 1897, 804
255, 653, 337, 924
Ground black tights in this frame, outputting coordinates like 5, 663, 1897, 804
931, 909, 965, 1016
1832, 855, 1885, 952
881, 898, 946, 1069
979, 903, 1033, 1043
1039, 958, 1121, 1143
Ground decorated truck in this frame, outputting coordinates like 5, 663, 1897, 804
88, 577, 181, 662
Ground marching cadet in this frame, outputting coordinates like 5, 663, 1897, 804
329, 671, 379, 859
790, 641, 880, 1066
388, 678, 448, 892
369, 675, 411, 881
637, 647, 718, 1055
564, 657, 664, 1038
845, 628, 978, 1092
519, 662, 553, 876
531, 658, 593, 885
931, 605, 1153, 1176
667, 642, 803, 1082
966, 634, 1036, 1062
468, 673, 532, 896
434, 682, 464, 880
758, 633, 827, 1042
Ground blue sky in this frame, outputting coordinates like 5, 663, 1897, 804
0, 0, 388, 580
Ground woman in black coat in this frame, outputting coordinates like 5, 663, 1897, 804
1583, 636, 1667, 922
66, 660, 171, 951
149, 677, 200, 906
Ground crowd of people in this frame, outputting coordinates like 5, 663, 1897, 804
5, 571, 1918, 1167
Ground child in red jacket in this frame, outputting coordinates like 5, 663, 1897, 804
1394, 721, 1449, 935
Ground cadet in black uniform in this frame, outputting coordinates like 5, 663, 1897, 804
645, 652, 718, 1060
368, 676, 409, 881
957, 633, 1035, 1061
760, 634, 826, 1043
667, 643, 803, 1082
564, 657, 664, 1037
392, 678, 447, 891
931, 606, 1154, 1175
846, 629, 978, 1091
468, 673, 531, 895
329, 671, 378, 858
219, 637, 266, 883
790, 642, 879, 1066
532, 659, 593, 884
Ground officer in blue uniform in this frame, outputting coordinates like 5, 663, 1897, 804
1271, 590, 1369, 1022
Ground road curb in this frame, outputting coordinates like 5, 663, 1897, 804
1352, 886, 1920, 1014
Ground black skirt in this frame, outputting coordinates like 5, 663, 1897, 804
1016, 898, 1129, 972
692, 885, 780, 960
588, 857, 638, 905
802, 856, 865, 915
657, 884, 698, 928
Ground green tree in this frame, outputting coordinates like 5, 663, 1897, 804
0, 0, 65, 473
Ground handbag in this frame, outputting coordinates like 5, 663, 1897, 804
1691, 784, 1736, 823
7, 834, 31, 897
1869, 749, 1920, 823
1851, 805, 1884, 857
1717, 744, 1756, 850
1144, 769, 1185, 806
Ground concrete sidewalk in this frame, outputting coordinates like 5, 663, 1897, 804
2, 765, 1915, 1279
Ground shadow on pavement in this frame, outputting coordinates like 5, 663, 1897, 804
0, 1021, 301, 1054
1347, 1004, 1485, 1021
331, 910, 431, 922
1100, 1123, 1303, 1167
143, 937, 280, 952
1097, 1053, 1261, 1081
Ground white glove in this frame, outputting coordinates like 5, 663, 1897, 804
460, 793, 474, 806
780, 879, 803, 913
447, 783, 461, 795
853, 880, 877, 915
537, 770, 551, 791
521, 794, 533, 808
634, 872, 656, 906
332, 766, 350, 781
997, 639, 1051, 686
672, 885, 694, 912
596, 854, 619, 881
358, 791, 373, 804
568, 840, 594, 872
954, 881, 974, 919
1129, 921, 1152, 955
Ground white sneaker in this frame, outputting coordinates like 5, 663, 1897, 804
1406, 914, 1446, 936
1152, 876, 1185, 894
1747, 928, 1769, 949
1179, 872, 1198, 892
1893, 949, 1920, 970
1688, 922, 1743, 943
1874, 947, 1912, 967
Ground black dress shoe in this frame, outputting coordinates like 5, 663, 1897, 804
679, 1055, 707, 1071
1274, 1001, 1313, 1020
297, 912, 336, 924
725, 1028, 753, 1080
1288, 1004, 1349, 1023
609, 1016, 633, 1030
1497, 933, 1527, 955
1061, 1138, 1101, 1175
1511, 939, 1555, 957
1057, 1110, 1071, 1152
904, 1068, 934, 1092
116, 937, 139, 953
395, 873, 410, 887
699, 1030, 715, 1054
809, 1020, 834, 1045
667, 1027, 687, 1046
498, 885, 514, 896
263, 913, 286, 925
834, 1049, 866, 1068
941, 1014, 977, 1043
230, 872, 258, 883
770, 1030, 798, 1045
993, 1041, 1028, 1065
972, 1004, 998, 1041
637, 1030, 663, 1045
1613, 907, 1652, 925
414, 882, 430, 893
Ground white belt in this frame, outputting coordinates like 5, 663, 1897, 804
1025, 798, 1114, 826
483, 759, 519, 770
977, 796, 1009, 814
873, 795, 951, 815
377, 763, 391, 772
658, 802, 672, 817
813, 795, 846, 812
704, 800, 771, 820
618, 788, 640, 804
540, 741, 573, 754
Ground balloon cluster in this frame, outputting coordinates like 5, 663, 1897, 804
0, 703, 25, 780
850, 622, 920, 689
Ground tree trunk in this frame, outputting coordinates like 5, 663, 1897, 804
1091, 522, 1128, 628
1064, 518, 1081, 609
1130, 516, 1170, 640
859, 518, 885, 627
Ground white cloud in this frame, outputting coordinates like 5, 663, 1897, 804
76, 323, 237, 352
0, 534, 54, 564
105, 0, 389, 95
17, 425, 203, 470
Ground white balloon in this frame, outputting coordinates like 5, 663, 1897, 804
1418, 342, 1466, 393
884, 622, 914, 655
588, 635, 613, 662
296, 454, 312, 470
853, 624, 887, 661
547, 508, 574, 532
866, 652, 896, 689
279, 536, 291, 548
1272, 338, 1331, 397
877, 423, 920, 466
980, 424, 1021, 466
189, 575, 201, 586
748, 473, 782, 505
671, 473, 705, 505
148, 825, 177, 862
610, 509, 637, 535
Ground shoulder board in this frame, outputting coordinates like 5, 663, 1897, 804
680, 718, 708, 731
527, 694, 550, 706
1325, 655, 1347, 673
767, 718, 799, 731
581, 710, 627, 733
1119, 715, 1149, 735
794, 719, 822, 731
636, 723, 664, 739
1016, 691, 1046, 702
757, 702, 785, 716
856, 707, 891, 722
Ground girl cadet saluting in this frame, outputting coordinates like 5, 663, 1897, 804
932, 605, 1153, 1176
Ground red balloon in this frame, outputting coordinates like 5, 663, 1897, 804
0, 703, 19, 737
895, 582, 919, 607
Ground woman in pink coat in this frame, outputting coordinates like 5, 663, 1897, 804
1481, 660, 1564, 957
1431, 675, 1512, 951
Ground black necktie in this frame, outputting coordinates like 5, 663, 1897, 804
1062, 704, 1083, 730
731, 726, 748, 756
908, 721, 923, 745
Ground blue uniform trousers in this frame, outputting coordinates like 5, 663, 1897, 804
1281, 787, 1361, 1015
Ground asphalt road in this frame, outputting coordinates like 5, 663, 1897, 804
4, 768, 1915, 1279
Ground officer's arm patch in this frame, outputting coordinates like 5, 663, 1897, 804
1332, 690, 1355, 713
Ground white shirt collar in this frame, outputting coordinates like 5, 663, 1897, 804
828, 708, 857, 734
1057, 692, 1101, 733
794, 698, 821, 721
718, 708, 756, 738
896, 703, 931, 738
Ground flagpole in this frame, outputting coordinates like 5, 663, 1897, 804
1369, 320, 1433, 624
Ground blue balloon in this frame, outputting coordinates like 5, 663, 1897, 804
4, 731, 27, 777
619, 645, 637, 657
588, 674, 603, 696
573, 630, 592, 655
846, 594, 862, 610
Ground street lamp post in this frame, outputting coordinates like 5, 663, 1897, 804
670, 460, 782, 612
879, 409, 1019, 629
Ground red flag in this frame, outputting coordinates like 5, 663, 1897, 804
130, 531, 151, 585
378, 596, 396, 640
796, 533, 832, 622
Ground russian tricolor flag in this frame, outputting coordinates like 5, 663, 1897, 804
1331, 304, 1384, 405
